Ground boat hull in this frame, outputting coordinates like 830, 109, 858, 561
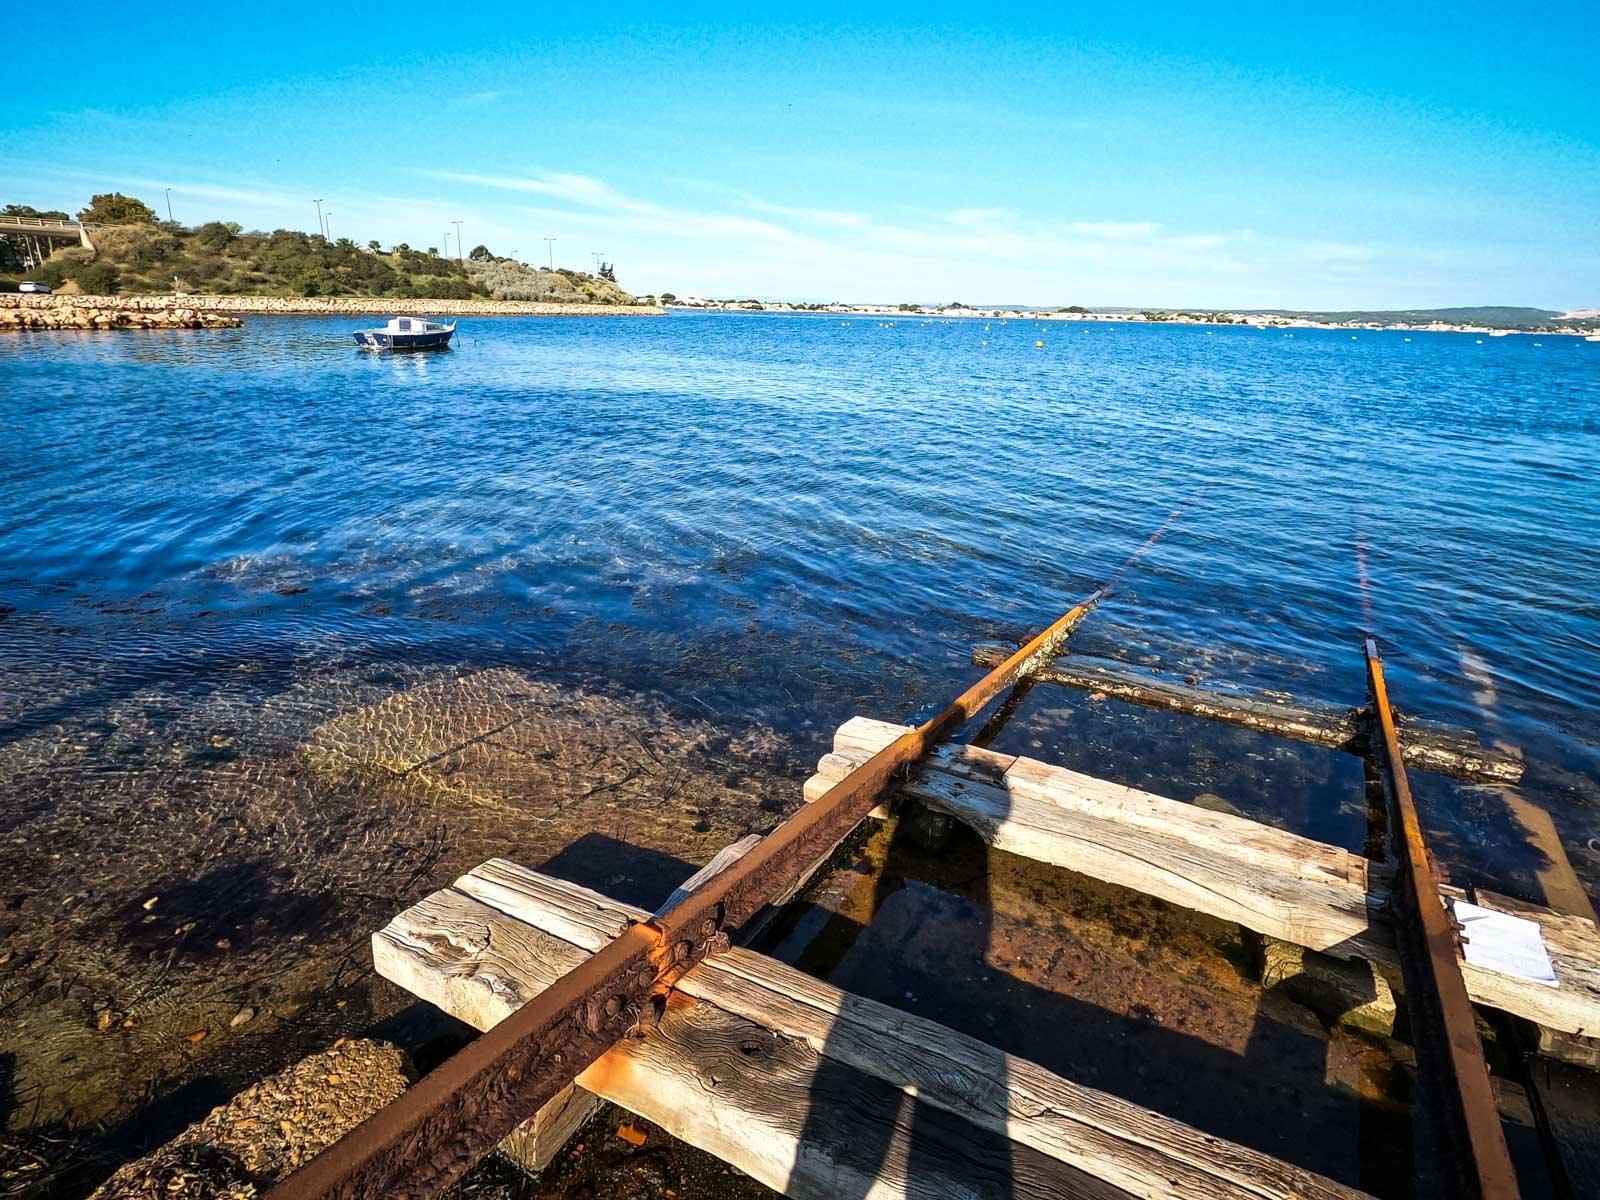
353, 328, 454, 352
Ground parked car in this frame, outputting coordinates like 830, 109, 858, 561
18, 281, 52, 294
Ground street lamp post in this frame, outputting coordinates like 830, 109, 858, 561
452, 220, 464, 267
543, 237, 556, 270
325, 213, 333, 242
164, 188, 174, 223
314, 199, 325, 239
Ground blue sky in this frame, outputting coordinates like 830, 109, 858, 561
4, 3, 1596, 308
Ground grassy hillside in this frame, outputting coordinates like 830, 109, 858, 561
466, 256, 637, 305
1, 195, 640, 303
6, 223, 489, 299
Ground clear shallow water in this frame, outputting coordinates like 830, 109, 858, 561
2, 312, 1599, 887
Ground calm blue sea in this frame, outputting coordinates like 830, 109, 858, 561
2, 311, 1598, 896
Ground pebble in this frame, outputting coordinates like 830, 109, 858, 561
87, 1039, 414, 1199
230, 1006, 256, 1027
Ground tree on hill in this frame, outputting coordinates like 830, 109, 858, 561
4, 203, 71, 221
598, 261, 617, 282
469, 244, 493, 262
78, 193, 158, 225
196, 222, 236, 249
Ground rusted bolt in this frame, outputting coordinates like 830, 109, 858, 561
636, 968, 656, 990
700, 918, 718, 939
674, 940, 693, 963
604, 995, 623, 1019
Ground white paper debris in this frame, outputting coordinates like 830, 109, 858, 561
1452, 900, 1559, 988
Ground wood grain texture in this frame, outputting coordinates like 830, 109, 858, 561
657, 834, 763, 918
455, 856, 644, 949
498, 1081, 598, 1173
677, 948, 1369, 1200
812, 717, 1600, 1036
371, 886, 609, 1174
377, 864, 1371, 1200
582, 994, 1135, 1200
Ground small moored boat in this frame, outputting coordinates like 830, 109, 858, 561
353, 316, 456, 351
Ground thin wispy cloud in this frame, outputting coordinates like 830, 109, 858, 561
413, 166, 1384, 303
14, 158, 1397, 305
449, 90, 507, 109
1069, 221, 1163, 239
742, 199, 870, 229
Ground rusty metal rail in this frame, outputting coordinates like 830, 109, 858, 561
264, 587, 1109, 1200
1365, 638, 1519, 1200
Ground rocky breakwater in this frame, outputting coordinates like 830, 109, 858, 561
1, 294, 243, 330
188, 294, 665, 317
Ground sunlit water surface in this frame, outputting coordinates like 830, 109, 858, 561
5, 313, 1600, 869
1, 311, 1598, 1182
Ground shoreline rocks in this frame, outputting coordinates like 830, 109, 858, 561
2, 292, 665, 331
1, 295, 243, 330
86, 1039, 414, 1200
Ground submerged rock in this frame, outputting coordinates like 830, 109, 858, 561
1257, 936, 1397, 1038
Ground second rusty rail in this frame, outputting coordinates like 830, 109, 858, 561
1366, 638, 1519, 1200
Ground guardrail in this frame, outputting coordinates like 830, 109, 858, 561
0, 216, 87, 230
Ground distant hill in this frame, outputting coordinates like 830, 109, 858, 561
1255, 305, 1562, 327
1, 193, 638, 304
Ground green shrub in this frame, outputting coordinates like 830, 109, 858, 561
69, 262, 120, 293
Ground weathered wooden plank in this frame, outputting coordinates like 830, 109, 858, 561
371, 884, 611, 1173
678, 948, 1366, 1200
969, 644, 1523, 784
455, 857, 638, 947
390, 832, 848, 1179
656, 833, 763, 917
812, 717, 1600, 1037
584, 992, 1136, 1200
822, 718, 1391, 950
1438, 887, 1600, 1041
497, 1081, 596, 1173
376, 885, 1121, 1197
376, 867, 1371, 1200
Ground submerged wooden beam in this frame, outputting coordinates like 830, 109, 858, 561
969, 643, 1523, 785
376, 859, 1371, 1200
809, 717, 1600, 1037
